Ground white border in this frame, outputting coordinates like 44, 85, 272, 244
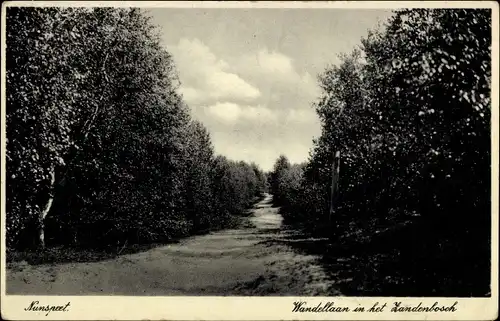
1, 1, 498, 320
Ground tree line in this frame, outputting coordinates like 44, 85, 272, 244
5, 7, 267, 251
269, 9, 491, 295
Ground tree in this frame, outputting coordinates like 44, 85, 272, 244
269, 155, 291, 205
6, 7, 93, 248
279, 8, 491, 295
183, 120, 216, 233
6, 7, 271, 252
6, 7, 192, 248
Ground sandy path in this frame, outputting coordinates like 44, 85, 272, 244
7, 194, 337, 295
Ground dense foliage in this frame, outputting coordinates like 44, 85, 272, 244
274, 9, 491, 295
268, 155, 306, 214
6, 7, 266, 251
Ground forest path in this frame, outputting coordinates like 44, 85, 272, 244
7, 194, 339, 295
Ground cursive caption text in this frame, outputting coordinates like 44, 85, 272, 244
25, 301, 71, 316
292, 301, 458, 313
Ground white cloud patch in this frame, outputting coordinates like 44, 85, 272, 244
168, 39, 322, 170
235, 49, 321, 102
169, 38, 261, 105
256, 49, 294, 74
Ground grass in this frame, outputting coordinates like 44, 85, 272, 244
6, 219, 240, 266
6, 242, 171, 266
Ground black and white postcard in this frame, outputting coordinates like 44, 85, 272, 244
1, 1, 498, 320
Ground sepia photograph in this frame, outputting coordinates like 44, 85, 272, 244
1, 1, 498, 320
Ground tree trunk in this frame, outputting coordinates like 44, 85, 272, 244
39, 168, 55, 249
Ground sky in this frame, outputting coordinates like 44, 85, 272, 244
150, 8, 395, 171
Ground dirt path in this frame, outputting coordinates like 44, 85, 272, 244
7, 194, 338, 295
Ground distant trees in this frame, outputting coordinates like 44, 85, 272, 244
268, 155, 306, 213
273, 9, 491, 295
268, 155, 290, 205
208, 156, 265, 227
6, 7, 266, 251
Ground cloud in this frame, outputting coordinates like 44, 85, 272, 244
233, 49, 321, 108
206, 72, 260, 101
167, 39, 322, 170
178, 86, 202, 104
256, 49, 294, 74
238, 48, 294, 76
205, 102, 277, 124
169, 38, 261, 105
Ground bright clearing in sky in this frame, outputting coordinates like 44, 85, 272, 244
150, 9, 394, 171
